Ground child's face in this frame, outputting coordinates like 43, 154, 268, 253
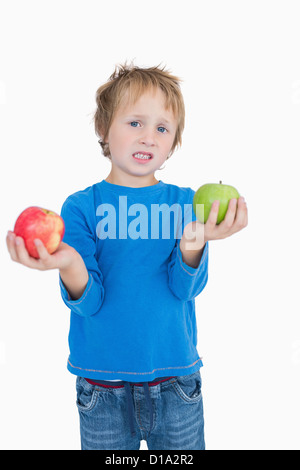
106, 88, 177, 184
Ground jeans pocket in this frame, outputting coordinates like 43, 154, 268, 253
76, 377, 99, 412
172, 371, 202, 404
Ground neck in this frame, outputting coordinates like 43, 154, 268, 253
105, 169, 159, 188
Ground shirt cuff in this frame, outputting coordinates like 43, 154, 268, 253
176, 241, 208, 275
59, 272, 103, 317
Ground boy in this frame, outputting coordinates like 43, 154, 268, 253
6, 63, 248, 450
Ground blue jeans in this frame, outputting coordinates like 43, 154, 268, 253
76, 371, 205, 450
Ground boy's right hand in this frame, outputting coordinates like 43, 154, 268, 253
6, 231, 79, 272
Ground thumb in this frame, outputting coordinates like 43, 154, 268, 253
34, 239, 51, 261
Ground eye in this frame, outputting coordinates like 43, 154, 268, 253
158, 126, 167, 134
130, 121, 141, 128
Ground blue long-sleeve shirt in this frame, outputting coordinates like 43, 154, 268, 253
59, 179, 209, 382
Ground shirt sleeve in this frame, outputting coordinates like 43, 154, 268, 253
167, 187, 209, 301
167, 241, 208, 301
58, 196, 105, 317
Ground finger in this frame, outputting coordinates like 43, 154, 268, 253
243, 199, 248, 226
222, 198, 238, 229
34, 239, 52, 265
206, 200, 220, 227
6, 231, 19, 261
234, 197, 248, 229
14, 236, 35, 266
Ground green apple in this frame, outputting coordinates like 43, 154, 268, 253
193, 181, 240, 224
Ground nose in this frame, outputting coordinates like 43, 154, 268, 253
139, 128, 156, 147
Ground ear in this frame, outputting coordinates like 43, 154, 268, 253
99, 127, 109, 144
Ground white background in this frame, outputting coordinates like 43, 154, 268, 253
1, 0, 299, 450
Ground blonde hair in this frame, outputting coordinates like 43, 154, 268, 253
94, 62, 185, 159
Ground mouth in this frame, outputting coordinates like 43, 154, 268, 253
132, 152, 153, 163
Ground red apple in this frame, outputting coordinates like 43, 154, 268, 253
14, 206, 65, 259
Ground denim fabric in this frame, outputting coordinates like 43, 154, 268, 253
76, 371, 205, 450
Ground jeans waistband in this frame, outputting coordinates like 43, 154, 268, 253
85, 376, 175, 388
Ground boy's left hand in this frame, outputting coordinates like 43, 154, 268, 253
181, 197, 248, 252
